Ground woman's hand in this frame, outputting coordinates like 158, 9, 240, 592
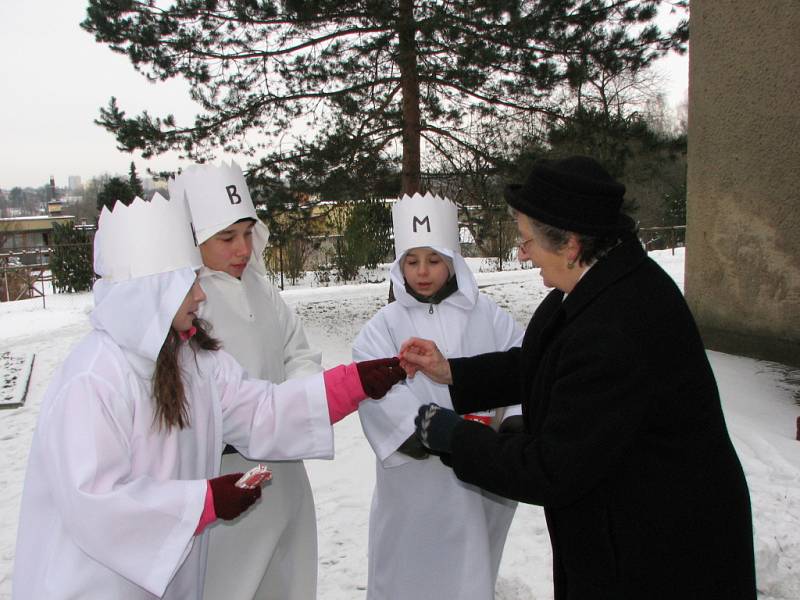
398, 338, 453, 385
415, 403, 460, 453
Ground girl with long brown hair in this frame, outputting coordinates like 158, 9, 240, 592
13, 194, 405, 600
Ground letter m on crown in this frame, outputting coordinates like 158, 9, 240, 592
412, 215, 431, 233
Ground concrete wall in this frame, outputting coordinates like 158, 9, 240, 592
686, 1, 800, 367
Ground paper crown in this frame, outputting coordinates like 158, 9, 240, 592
94, 193, 202, 282
392, 193, 461, 258
169, 161, 268, 246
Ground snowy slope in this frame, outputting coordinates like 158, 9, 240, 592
0, 248, 798, 599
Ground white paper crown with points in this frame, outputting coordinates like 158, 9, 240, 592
392, 192, 461, 258
169, 161, 269, 246
94, 193, 202, 282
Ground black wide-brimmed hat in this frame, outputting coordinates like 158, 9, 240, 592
504, 156, 634, 236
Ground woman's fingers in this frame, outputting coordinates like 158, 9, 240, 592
399, 337, 437, 357
398, 338, 452, 384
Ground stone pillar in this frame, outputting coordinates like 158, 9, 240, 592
686, 1, 800, 367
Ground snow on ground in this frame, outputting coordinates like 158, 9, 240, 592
0, 352, 34, 408
0, 248, 798, 599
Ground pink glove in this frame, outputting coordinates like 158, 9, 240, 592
324, 359, 406, 424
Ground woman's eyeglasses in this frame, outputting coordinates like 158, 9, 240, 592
518, 237, 534, 252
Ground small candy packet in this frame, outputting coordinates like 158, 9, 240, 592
464, 410, 495, 426
235, 464, 273, 489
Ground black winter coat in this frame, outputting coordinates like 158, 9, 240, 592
447, 236, 756, 600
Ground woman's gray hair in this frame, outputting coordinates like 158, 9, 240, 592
508, 207, 625, 266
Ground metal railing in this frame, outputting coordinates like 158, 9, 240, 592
638, 225, 686, 254
0, 249, 51, 306
1, 244, 94, 306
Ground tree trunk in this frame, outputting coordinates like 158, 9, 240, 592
397, 0, 421, 195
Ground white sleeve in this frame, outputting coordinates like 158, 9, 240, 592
486, 295, 525, 420
265, 282, 323, 378
353, 311, 427, 466
39, 374, 205, 598
215, 350, 334, 460
486, 295, 525, 350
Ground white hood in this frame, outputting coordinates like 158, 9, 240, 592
389, 245, 478, 311
90, 268, 197, 363
242, 220, 270, 276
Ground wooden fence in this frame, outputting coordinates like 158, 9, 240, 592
638, 225, 686, 254
0, 248, 51, 307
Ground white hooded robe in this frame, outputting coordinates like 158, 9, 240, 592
353, 249, 523, 600
200, 264, 323, 600
13, 269, 333, 600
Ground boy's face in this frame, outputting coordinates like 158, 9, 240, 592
200, 220, 255, 279
402, 247, 451, 296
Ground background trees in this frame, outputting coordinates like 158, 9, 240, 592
49, 222, 94, 293
82, 0, 687, 197
95, 177, 135, 213
95, 161, 148, 212
79, 1, 689, 280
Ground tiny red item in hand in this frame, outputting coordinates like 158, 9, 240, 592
236, 465, 273, 489
464, 411, 494, 426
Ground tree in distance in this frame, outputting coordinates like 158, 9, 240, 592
95, 161, 148, 212
82, 0, 687, 196
96, 177, 135, 213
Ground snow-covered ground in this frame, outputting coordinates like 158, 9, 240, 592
0, 248, 798, 599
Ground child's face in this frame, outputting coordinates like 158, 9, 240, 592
200, 220, 255, 279
172, 279, 206, 332
402, 248, 451, 296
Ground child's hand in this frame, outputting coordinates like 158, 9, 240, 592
356, 357, 407, 399
324, 359, 407, 424
209, 473, 262, 520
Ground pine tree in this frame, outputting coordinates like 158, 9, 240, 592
82, 0, 687, 195
50, 223, 94, 293
128, 162, 144, 198
344, 199, 393, 269
96, 177, 135, 213
543, 107, 687, 226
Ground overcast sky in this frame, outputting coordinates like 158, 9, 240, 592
0, 2, 688, 190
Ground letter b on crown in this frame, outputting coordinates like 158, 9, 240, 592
226, 185, 242, 205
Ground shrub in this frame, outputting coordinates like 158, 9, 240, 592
50, 223, 94, 293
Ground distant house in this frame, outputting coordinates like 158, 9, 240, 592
0, 214, 75, 265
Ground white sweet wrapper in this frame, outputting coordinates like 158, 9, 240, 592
235, 464, 273, 489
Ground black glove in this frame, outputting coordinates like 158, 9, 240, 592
414, 403, 461, 454
356, 358, 407, 399
498, 415, 525, 434
209, 473, 262, 521
396, 432, 429, 460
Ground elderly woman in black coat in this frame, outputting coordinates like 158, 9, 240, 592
401, 156, 756, 600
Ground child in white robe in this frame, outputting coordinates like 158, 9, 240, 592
171, 162, 325, 600
12, 194, 404, 600
353, 193, 524, 600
